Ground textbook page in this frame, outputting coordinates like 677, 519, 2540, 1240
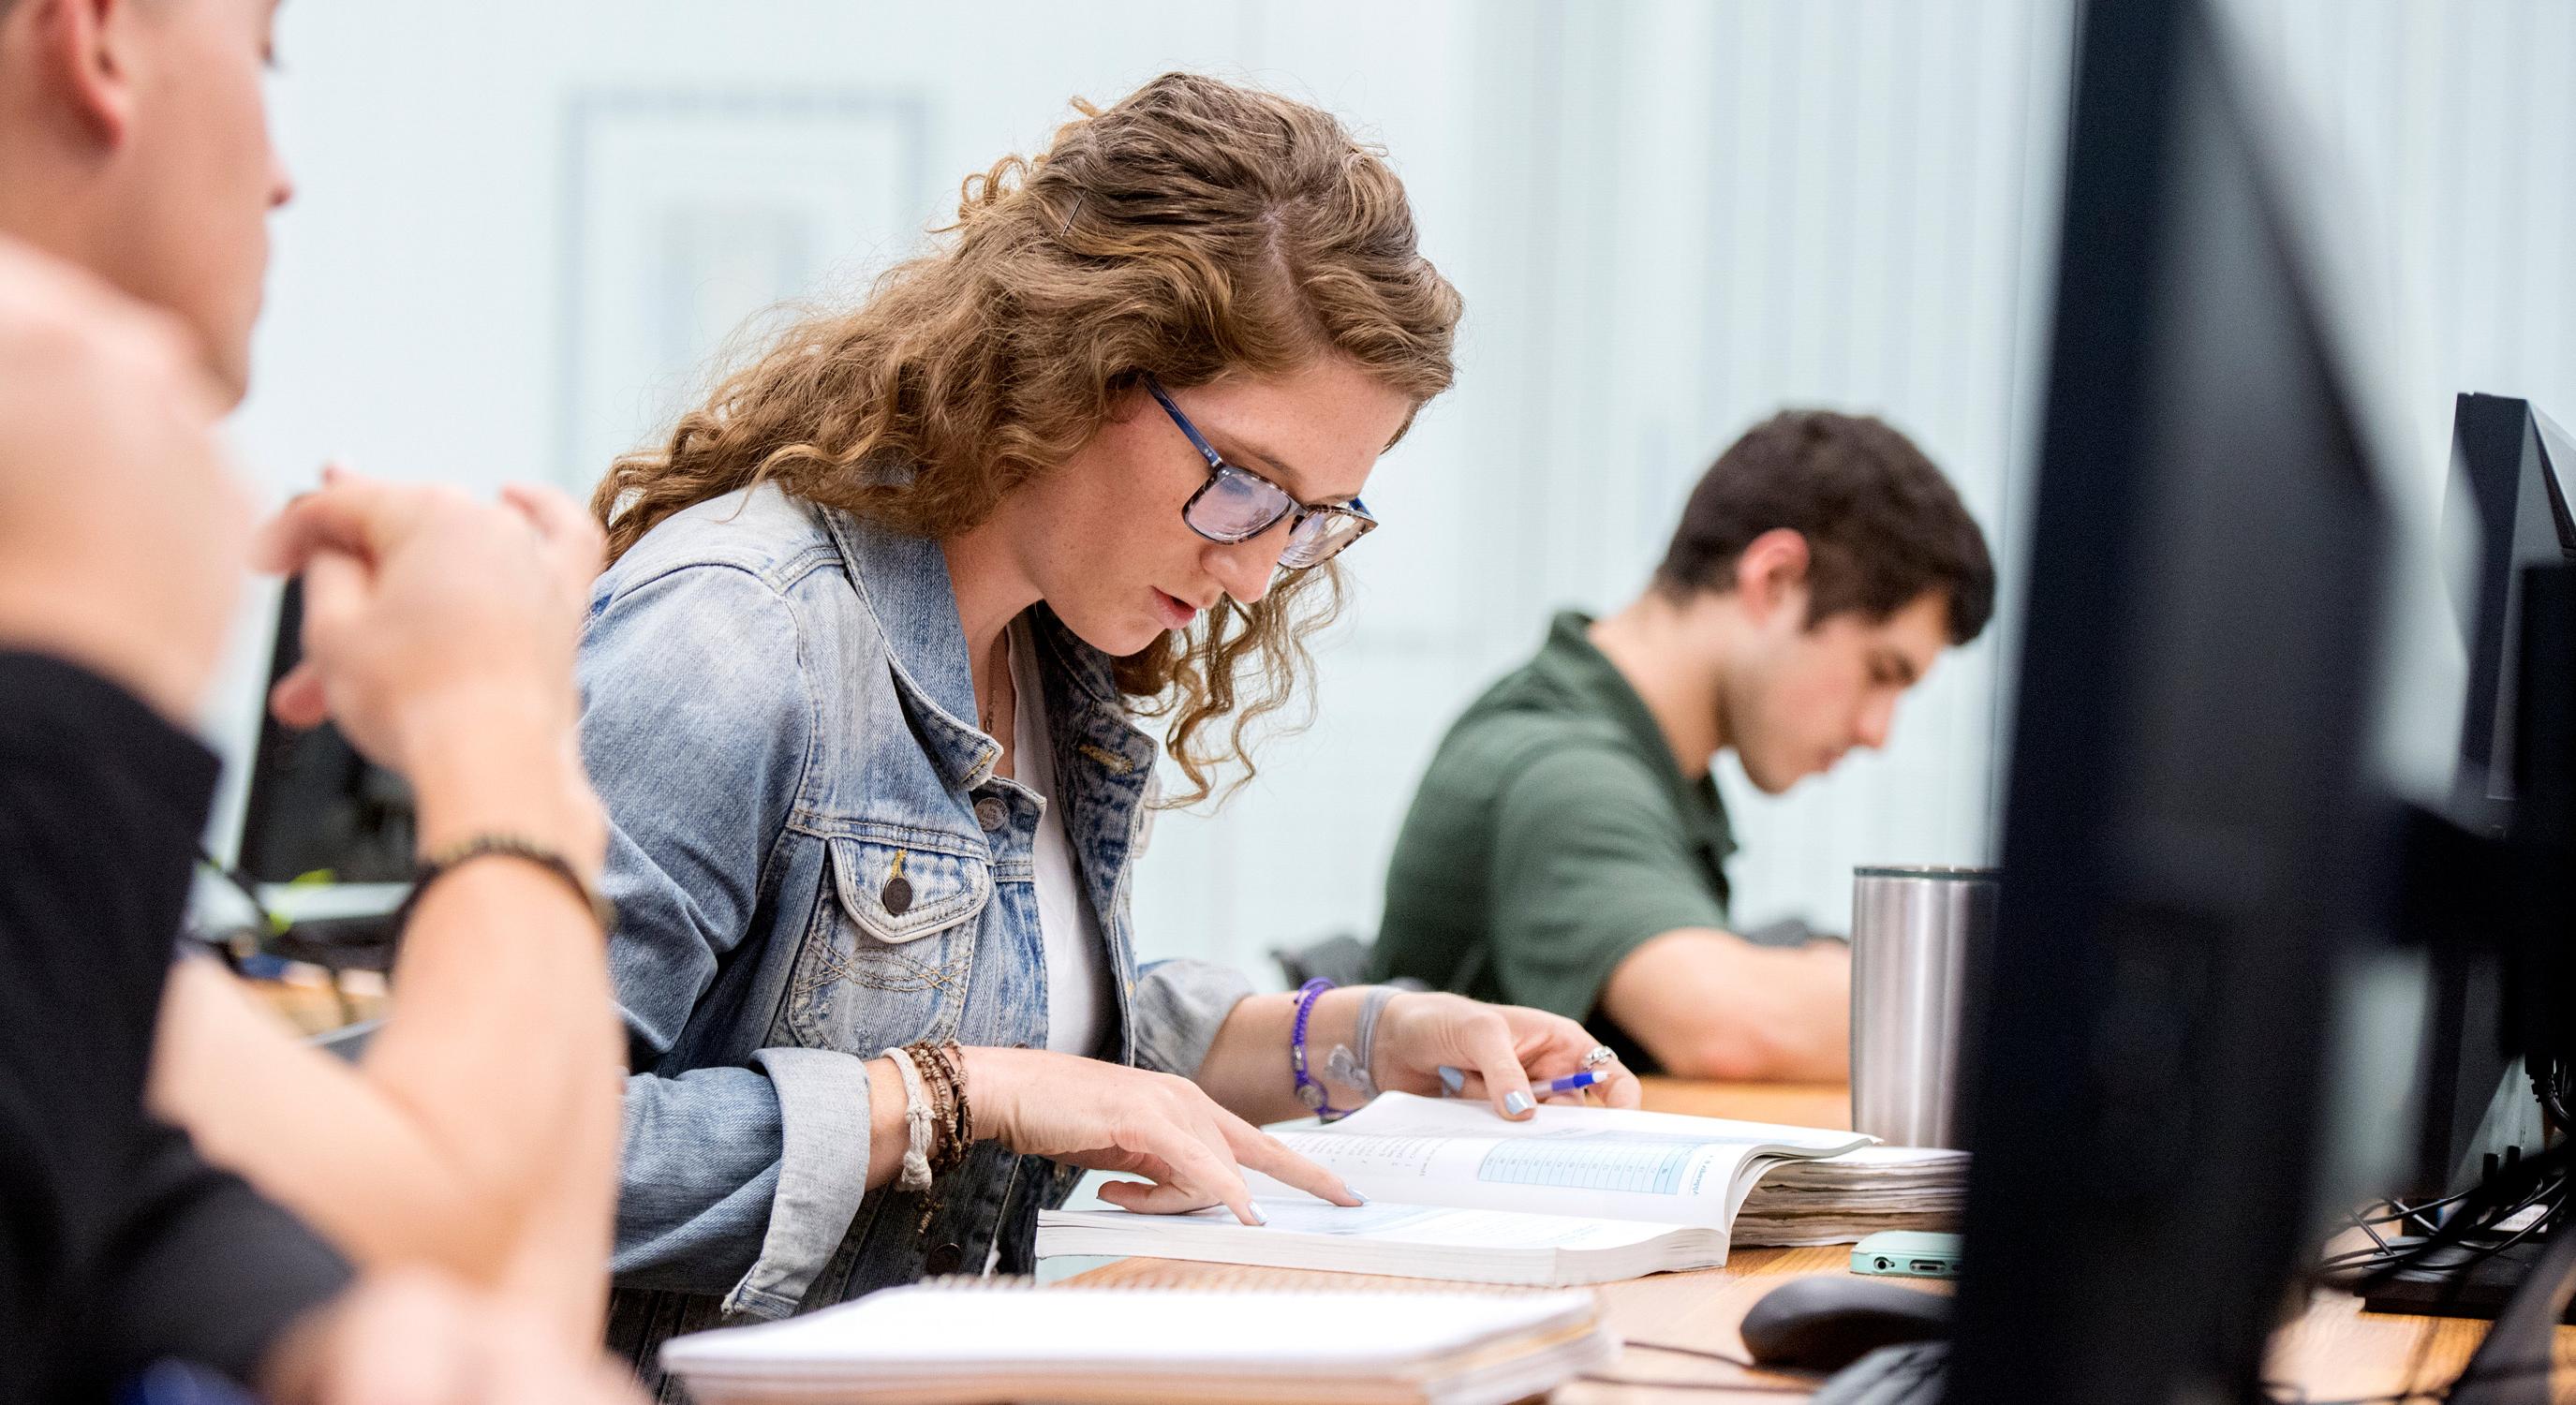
1252, 1092, 1871, 1230
1072, 1197, 1679, 1249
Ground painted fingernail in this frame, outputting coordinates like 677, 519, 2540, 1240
1439, 1066, 1465, 1096
1250, 1205, 1270, 1225
1352, 1191, 1372, 1205
1504, 1091, 1533, 1117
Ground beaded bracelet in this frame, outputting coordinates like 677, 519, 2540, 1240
891, 1041, 976, 1238
941, 1043, 973, 1158
914, 1041, 973, 1177
396, 834, 614, 937
1289, 979, 1356, 1120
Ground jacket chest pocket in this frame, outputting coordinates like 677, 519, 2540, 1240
785, 833, 990, 1052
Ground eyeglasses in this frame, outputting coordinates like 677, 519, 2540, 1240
1145, 374, 1377, 570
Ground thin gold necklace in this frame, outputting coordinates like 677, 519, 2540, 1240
982, 631, 1012, 741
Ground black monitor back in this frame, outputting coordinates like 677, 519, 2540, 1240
2446, 392, 2576, 835
236, 577, 416, 884
1943, 3, 2400, 1402
2408, 394, 2576, 1193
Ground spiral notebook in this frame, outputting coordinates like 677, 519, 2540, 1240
659, 1277, 1615, 1405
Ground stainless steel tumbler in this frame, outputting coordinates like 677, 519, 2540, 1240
1849, 865, 1999, 1148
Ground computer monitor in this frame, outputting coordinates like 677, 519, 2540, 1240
235, 577, 417, 885
2446, 393, 2576, 836
2406, 394, 2575, 1197
1940, 1, 2407, 1401
2441, 394, 2575, 1115
2506, 564, 2575, 1095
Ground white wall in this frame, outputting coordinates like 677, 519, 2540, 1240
2228, 0, 2576, 504
210, 2, 2576, 985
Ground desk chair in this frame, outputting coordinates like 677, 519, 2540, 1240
1270, 932, 1425, 992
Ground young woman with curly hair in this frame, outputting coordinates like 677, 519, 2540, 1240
578, 72, 1640, 1388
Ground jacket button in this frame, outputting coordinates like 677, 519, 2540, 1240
974, 796, 1007, 832
925, 1242, 964, 1276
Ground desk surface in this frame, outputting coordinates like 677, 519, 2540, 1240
1069, 1078, 2574, 1402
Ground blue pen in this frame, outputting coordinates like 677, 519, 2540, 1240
1436, 1066, 1605, 1098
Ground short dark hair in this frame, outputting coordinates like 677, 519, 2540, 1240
1654, 409, 1995, 645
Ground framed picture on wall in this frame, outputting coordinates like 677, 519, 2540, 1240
557, 89, 929, 488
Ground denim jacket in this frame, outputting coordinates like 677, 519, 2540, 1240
576, 485, 1254, 1388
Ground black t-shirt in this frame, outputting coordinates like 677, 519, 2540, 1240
0, 651, 351, 1403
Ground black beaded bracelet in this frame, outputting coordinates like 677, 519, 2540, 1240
395, 835, 614, 936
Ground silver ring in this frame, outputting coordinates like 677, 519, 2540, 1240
1581, 1044, 1618, 1070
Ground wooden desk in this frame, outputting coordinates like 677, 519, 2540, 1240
1070, 1080, 2576, 1401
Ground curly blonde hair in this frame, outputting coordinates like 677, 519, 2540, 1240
592, 73, 1462, 806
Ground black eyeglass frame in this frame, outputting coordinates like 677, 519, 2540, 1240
1142, 374, 1378, 569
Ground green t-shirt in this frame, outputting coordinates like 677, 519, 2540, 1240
1371, 612, 1737, 1069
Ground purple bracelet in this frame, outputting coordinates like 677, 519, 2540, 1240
1289, 978, 1355, 1120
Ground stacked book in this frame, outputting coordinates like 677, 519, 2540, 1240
1730, 1143, 1969, 1247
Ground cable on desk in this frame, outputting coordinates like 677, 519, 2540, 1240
2373, 1179, 2566, 1400
2317, 1191, 2556, 1276
1623, 1340, 1802, 1373
1585, 1341, 1822, 1397
2314, 1141, 2569, 1379
2325, 1176, 2562, 1274
2536, 1058, 2569, 1136
2351, 1142, 2571, 1293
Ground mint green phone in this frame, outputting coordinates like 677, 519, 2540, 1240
1851, 1231, 1962, 1279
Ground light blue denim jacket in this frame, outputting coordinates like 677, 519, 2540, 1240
577, 485, 1253, 1387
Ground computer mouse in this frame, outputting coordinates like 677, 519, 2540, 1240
1738, 1276, 1954, 1371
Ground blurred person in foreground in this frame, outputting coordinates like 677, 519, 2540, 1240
1372, 411, 1996, 1082
0, 0, 635, 1382
0, 235, 635, 1403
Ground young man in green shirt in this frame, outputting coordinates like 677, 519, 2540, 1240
1371, 410, 1995, 1081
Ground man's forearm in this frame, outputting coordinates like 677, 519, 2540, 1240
1602, 929, 1852, 1083
351, 716, 622, 1284
1681, 944, 1850, 1081
401, 701, 606, 878
375, 710, 609, 1081
152, 715, 628, 1339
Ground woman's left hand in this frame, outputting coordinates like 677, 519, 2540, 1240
1369, 992, 1642, 1120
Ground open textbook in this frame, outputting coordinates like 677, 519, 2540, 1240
1038, 1092, 1968, 1286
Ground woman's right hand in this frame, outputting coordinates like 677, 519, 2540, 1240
961, 1046, 1362, 1225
